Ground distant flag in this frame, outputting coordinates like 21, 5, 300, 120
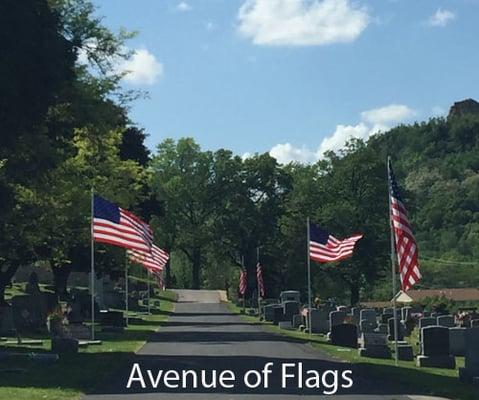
127, 244, 169, 273
239, 268, 247, 296
256, 262, 265, 298
152, 270, 165, 290
388, 159, 421, 291
93, 195, 153, 252
309, 223, 363, 263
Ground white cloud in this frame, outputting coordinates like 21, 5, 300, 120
268, 104, 416, 164
177, 2, 192, 12
118, 49, 163, 86
269, 143, 317, 164
316, 122, 370, 156
360, 104, 416, 126
237, 0, 370, 46
427, 8, 455, 27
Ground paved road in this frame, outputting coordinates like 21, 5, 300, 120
85, 290, 449, 400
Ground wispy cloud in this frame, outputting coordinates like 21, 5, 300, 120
427, 8, 456, 27
177, 2, 192, 12
237, 0, 370, 46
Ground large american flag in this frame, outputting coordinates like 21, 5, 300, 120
309, 223, 363, 263
256, 262, 265, 297
388, 159, 421, 291
239, 268, 247, 296
93, 195, 153, 252
127, 244, 169, 273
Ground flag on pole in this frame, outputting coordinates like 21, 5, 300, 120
309, 223, 363, 263
127, 244, 169, 272
239, 268, 247, 295
93, 195, 153, 252
388, 159, 421, 291
256, 262, 265, 297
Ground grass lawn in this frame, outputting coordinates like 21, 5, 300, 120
227, 303, 478, 400
0, 289, 177, 400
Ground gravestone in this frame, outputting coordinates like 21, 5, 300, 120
401, 307, 412, 321
279, 291, 300, 303
437, 315, 455, 328
273, 305, 285, 325
263, 304, 276, 322
0, 306, 14, 336
359, 333, 391, 359
283, 301, 300, 322
329, 310, 346, 327
376, 323, 388, 334
351, 307, 361, 326
100, 310, 125, 330
360, 309, 376, 323
292, 314, 303, 329
25, 272, 41, 295
417, 326, 455, 369
388, 318, 404, 341
397, 345, 414, 361
381, 308, 394, 324
360, 320, 377, 334
459, 327, 479, 383
471, 319, 479, 328
449, 327, 467, 357
52, 337, 78, 354
278, 321, 292, 330
65, 323, 91, 341
309, 308, 330, 334
330, 323, 357, 348
337, 305, 349, 313
419, 317, 437, 341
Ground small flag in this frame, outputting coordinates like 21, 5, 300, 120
309, 223, 362, 263
388, 159, 421, 291
127, 244, 169, 272
93, 195, 153, 252
256, 262, 265, 297
239, 268, 247, 296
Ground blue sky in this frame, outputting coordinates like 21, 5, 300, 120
92, 0, 479, 163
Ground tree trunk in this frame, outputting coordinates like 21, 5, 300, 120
52, 264, 72, 300
164, 259, 171, 289
0, 263, 20, 306
349, 281, 360, 306
191, 249, 201, 290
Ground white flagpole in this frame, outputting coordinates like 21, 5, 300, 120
90, 188, 95, 341
307, 217, 312, 335
242, 255, 246, 314
256, 247, 260, 315
125, 254, 129, 326
388, 156, 399, 366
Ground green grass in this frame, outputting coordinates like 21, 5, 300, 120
0, 289, 177, 400
227, 303, 478, 400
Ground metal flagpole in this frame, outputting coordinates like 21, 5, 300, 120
388, 156, 399, 366
256, 247, 260, 315
90, 188, 95, 341
307, 217, 312, 335
125, 254, 129, 326
242, 255, 246, 314
147, 269, 151, 315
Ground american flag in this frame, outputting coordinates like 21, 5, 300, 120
127, 244, 169, 273
309, 223, 363, 263
388, 159, 421, 291
93, 195, 153, 252
239, 268, 247, 296
256, 262, 265, 297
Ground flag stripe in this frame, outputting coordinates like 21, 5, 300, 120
389, 159, 420, 291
